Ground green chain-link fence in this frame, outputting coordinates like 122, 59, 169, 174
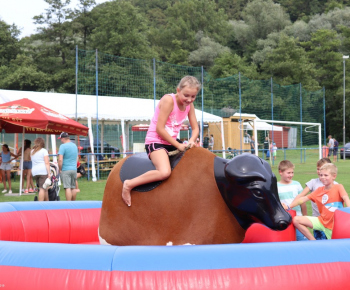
75, 49, 325, 179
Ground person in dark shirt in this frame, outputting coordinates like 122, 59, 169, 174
203, 135, 209, 149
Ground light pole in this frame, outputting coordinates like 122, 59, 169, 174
343, 55, 349, 160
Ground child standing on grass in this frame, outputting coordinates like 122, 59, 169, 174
1, 144, 17, 194
277, 160, 308, 241
296, 157, 335, 240
288, 163, 350, 240
122, 76, 200, 206
16, 139, 35, 193
272, 142, 277, 161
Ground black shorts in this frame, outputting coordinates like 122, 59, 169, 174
145, 143, 177, 159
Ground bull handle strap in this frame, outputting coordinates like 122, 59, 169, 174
168, 144, 191, 157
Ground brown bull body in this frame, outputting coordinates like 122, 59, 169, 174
99, 147, 290, 245
99, 148, 246, 245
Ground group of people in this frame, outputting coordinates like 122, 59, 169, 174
249, 135, 277, 160
0, 132, 81, 201
203, 134, 214, 150
327, 135, 339, 162
278, 157, 350, 241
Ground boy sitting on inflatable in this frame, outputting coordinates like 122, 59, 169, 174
287, 163, 350, 240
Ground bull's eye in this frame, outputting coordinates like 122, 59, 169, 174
251, 189, 264, 200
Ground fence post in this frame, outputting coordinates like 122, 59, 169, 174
239, 72, 242, 152
300, 83, 302, 164
323, 87, 326, 145
75, 45, 78, 122
201, 66, 204, 147
153, 58, 156, 110
271, 77, 274, 166
95, 49, 99, 180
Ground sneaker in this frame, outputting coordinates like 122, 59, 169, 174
28, 188, 34, 193
2, 189, 7, 193
22, 189, 25, 193
8, 190, 12, 194
24, 189, 28, 194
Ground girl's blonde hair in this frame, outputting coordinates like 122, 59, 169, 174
32, 137, 45, 155
177, 76, 201, 91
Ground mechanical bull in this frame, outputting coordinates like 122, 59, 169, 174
99, 148, 291, 245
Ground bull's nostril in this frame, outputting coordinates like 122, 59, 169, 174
278, 220, 289, 230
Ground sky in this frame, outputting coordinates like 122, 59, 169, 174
0, 0, 108, 38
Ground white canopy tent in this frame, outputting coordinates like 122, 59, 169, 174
0, 90, 226, 180
232, 113, 283, 156
232, 113, 283, 132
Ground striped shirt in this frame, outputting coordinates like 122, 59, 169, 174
277, 181, 303, 216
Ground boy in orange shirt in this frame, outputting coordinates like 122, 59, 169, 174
288, 163, 350, 240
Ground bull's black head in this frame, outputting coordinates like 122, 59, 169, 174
214, 153, 291, 230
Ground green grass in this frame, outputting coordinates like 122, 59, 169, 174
1, 151, 349, 214
0, 178, 106, 202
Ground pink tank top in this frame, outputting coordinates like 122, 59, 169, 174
145, 93, 190, 145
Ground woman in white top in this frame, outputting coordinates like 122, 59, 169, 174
31, 138, 51, 201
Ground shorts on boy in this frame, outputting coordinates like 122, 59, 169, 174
0, 163, 12, 171
306, 216, 332, 239
34, 175, 48, 189
60, 170, 77, 189
314, 230, 327, 240
145, 143, 177, 159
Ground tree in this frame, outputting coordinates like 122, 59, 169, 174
274, 0, 328, 22
301, 29, 342, 89
260, 34, 320, 90
33, 0, 74, 65
209, 51, 258, 79
301, 29, 343, 138
230, 0, 291, 56
188, 32, 230, 68
0, 20, 20, 67
89, 1, 154, 59
151, 0, 230, 63
215, 0, 249, 20
0, 55, 49, 91
72, 0, 96, 50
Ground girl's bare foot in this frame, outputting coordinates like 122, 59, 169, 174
122, 180, 132, 206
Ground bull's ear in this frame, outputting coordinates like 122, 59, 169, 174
224, 154, 267, 183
